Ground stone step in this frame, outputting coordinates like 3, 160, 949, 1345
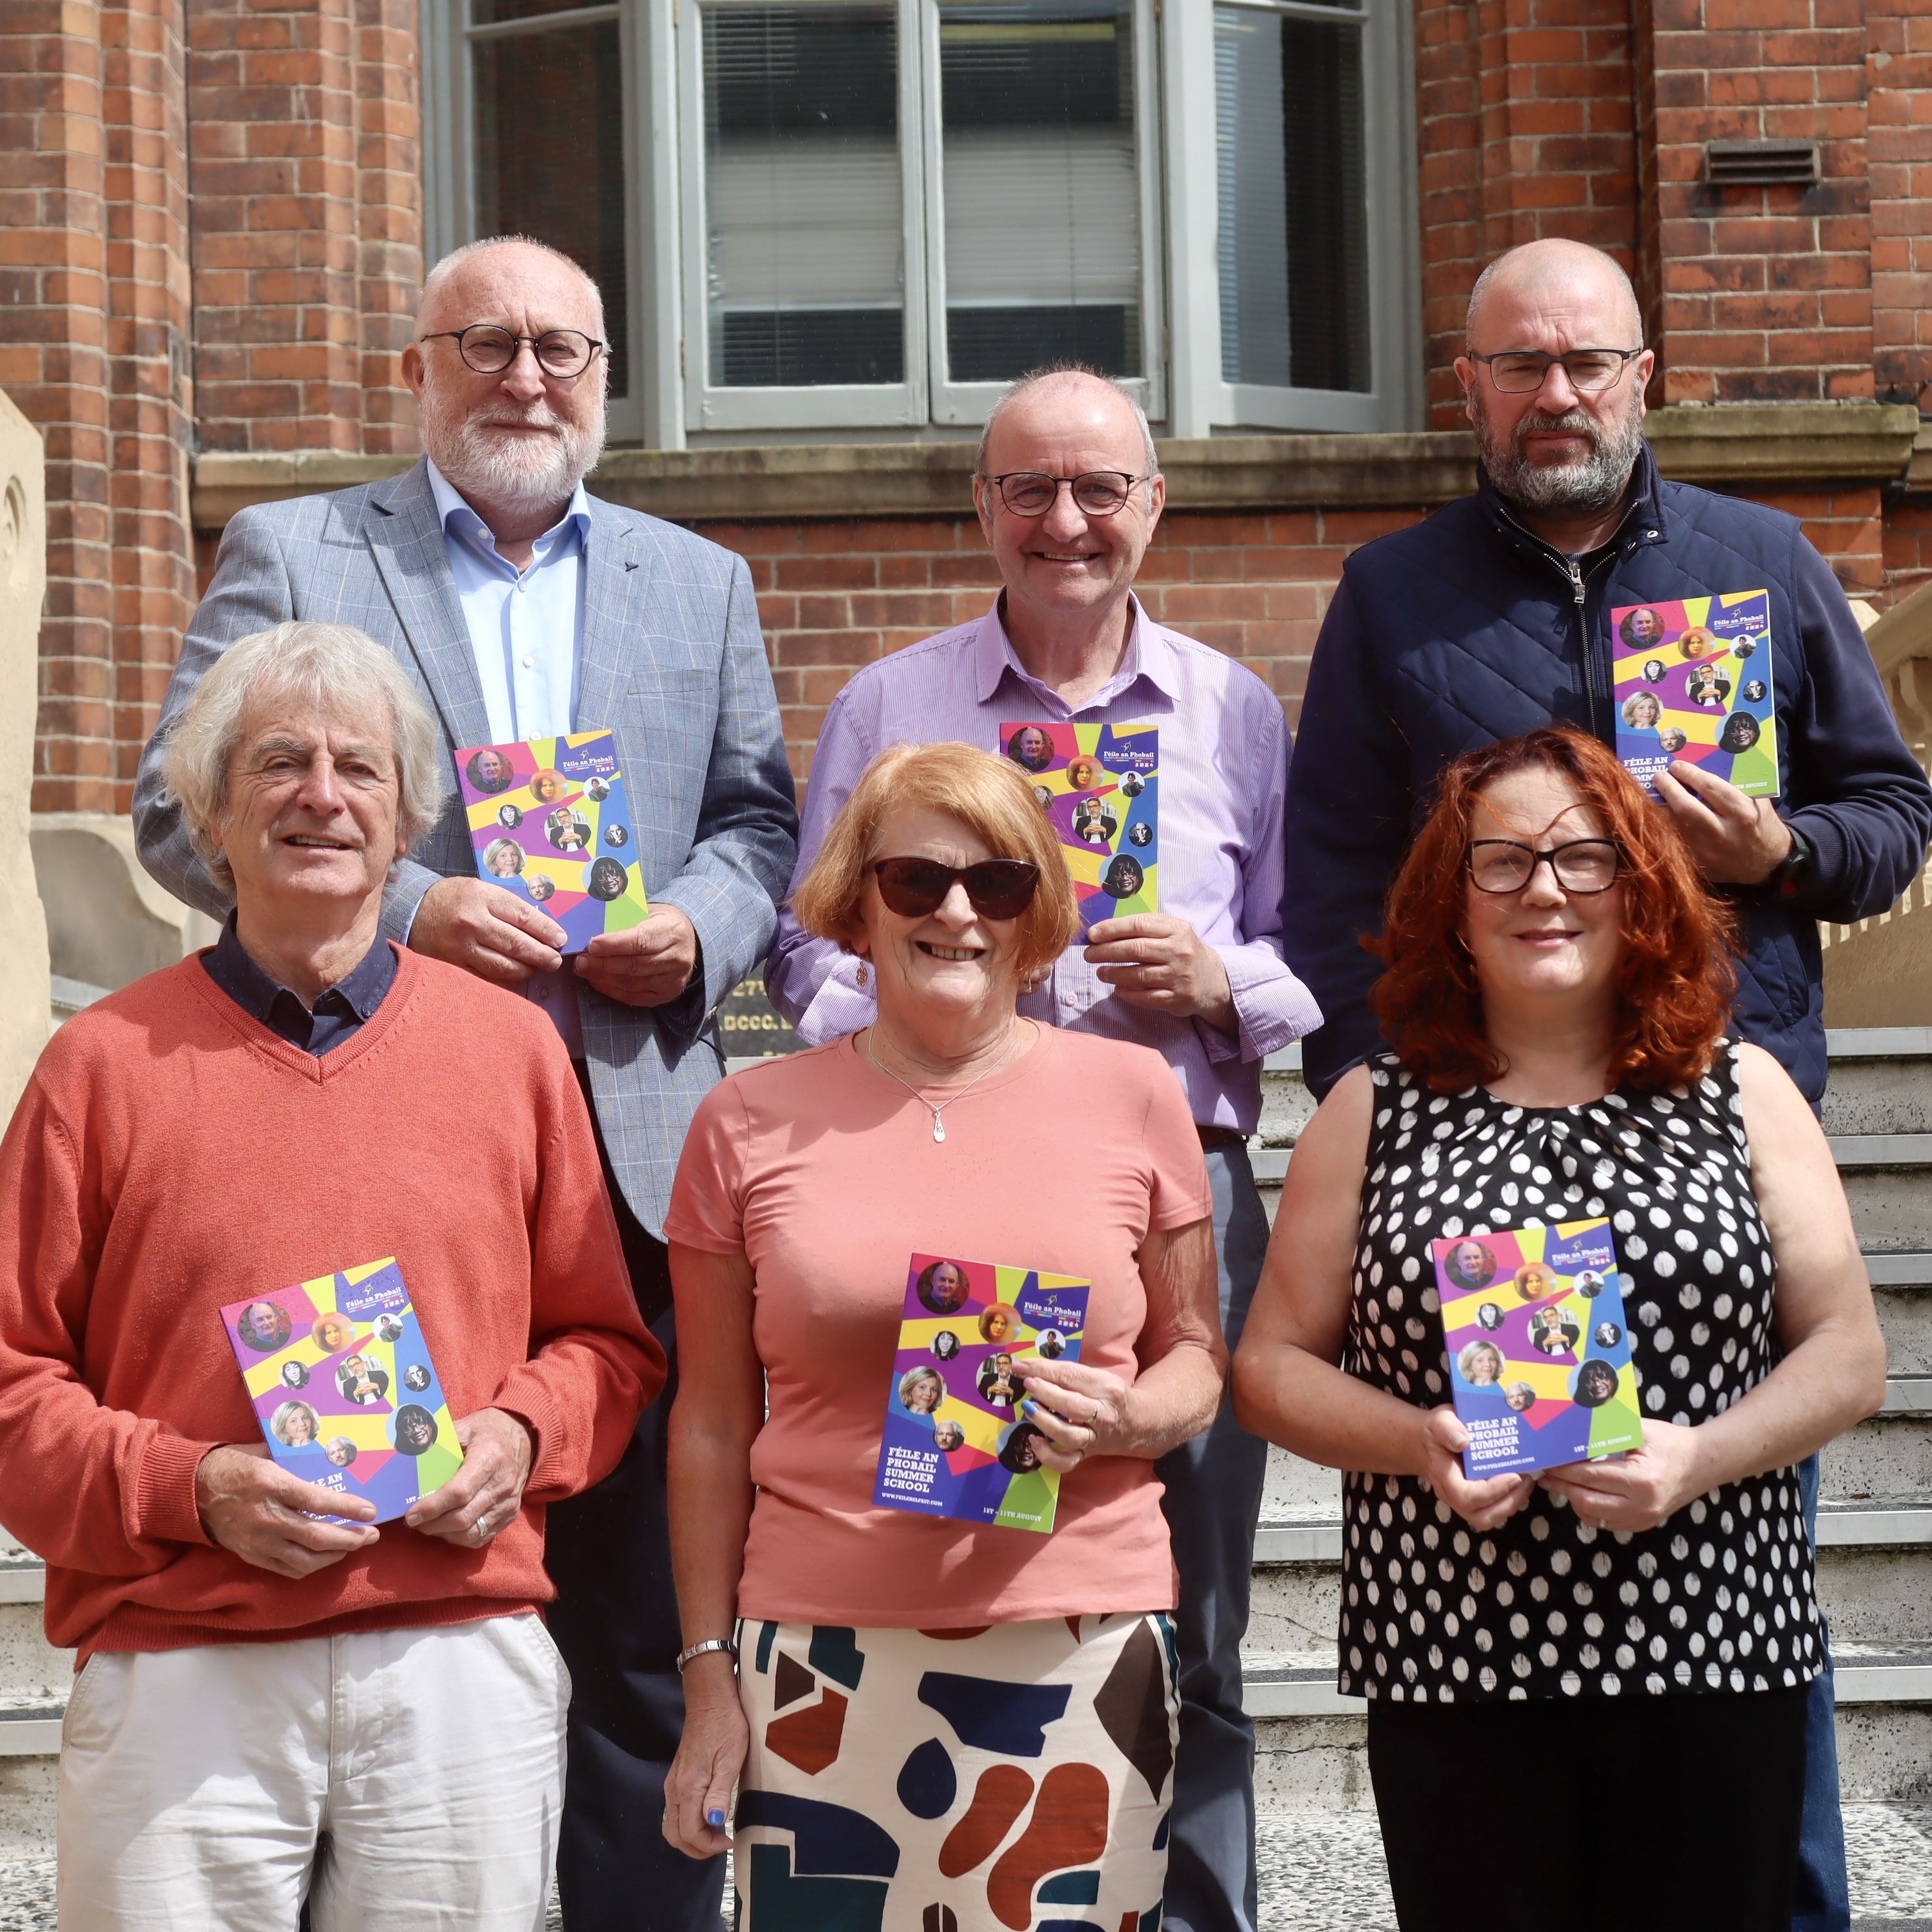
1871, 1253, 1932, 1375
1257, 1027, 1932, 1146
1249, 1499, 1932, 1652
1247, 1133, 1932, 1253
1247, 1643, 1932, 1808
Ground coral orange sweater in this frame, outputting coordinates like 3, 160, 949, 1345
0, 947, 662, 1660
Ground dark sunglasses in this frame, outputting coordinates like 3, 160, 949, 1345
871, 857, 1040, 920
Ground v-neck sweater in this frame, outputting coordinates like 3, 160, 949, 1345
0, 948, 661, 1662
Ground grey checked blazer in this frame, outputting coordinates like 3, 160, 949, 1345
132, 460, 799, 1238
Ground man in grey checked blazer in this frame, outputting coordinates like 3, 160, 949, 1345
134, 237, 797, 1932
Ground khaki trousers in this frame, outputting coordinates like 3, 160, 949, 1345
57, 1613, 569, 1931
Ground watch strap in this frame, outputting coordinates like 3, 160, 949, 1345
675, 1636, 739, 1673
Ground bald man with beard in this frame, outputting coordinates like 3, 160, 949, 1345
1283, 237, 1932, 1932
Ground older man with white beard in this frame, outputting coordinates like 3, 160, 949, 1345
1282, 236, 1932, 1932
134, 236, 797, 1932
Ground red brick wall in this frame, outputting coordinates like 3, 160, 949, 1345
1635, 0, 1874, 406
1415, 0, 1641, 427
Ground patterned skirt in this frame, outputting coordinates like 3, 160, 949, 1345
732, 1614, 1178, 1932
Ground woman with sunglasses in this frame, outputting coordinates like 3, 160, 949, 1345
1232, 726, 1884, 1932
659, 742, 1223, 1923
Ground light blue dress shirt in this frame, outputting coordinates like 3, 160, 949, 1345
426, 458, 591, 1053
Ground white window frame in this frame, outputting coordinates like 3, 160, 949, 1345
423, 0, 647, 444
1163, 0, 1419, 436
675, 0, 931, 433
918, 0, 1165, 427
422, 0, 1418, 443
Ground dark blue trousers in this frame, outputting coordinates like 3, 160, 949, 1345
1793, 1449, 1850, 1932
1156, 1144, 1272, 1932
548, 1073, 726, 1932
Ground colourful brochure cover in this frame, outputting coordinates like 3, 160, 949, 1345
220, 1258, 464, 1524
874, 1253, 1090, 1535
1611, 591, 1778, 801
453, 730, 649, 953
1001, 722, 1157, 935
1432, 1219, 1644, 1481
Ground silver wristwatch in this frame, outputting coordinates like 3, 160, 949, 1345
675, 1636, 739, 1673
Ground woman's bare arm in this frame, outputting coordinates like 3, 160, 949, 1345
1543, 1045, 1887, 1527
661, 1242, 762, 1860
1232, 1066, 1535, 1533
1014, 1213, 1225, 1468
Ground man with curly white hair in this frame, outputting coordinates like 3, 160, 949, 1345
0, 621, 661, 1929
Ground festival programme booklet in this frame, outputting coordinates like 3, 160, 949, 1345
1432, 1218, 1644, 1481
1001, 721, 1157, 935
874, 1253, 1090, 1535
219, 1258, 464, 1524
453, 730, 649, 952
1610, 590, 1779, 801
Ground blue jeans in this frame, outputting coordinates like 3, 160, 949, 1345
1793, 1449, 1850, 1931
1156, 1144, 1272, 1932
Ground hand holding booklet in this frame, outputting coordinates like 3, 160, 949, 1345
874, 1253, 1090, 1534
1433, 1219, 1644, 1480
454, 729, 649, 950
220, 1257, 463, 1524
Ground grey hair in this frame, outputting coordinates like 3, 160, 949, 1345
161, 622, 452, 890
419, 235, 606, 339
1466, 240, 1644, 349
975, 362, 1159, 480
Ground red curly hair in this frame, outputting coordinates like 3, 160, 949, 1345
1367, 726, 1738, 1094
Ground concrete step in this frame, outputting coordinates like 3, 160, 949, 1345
1872, 1253, 1932, 1375
1247, 1642, 1932, 1808
1248, 1132, 1932, 1257
1257, 1027, 1932, 1146
1249, 1499, 1932, 1653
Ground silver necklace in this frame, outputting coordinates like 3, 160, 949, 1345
863, 1024, 1026, 1144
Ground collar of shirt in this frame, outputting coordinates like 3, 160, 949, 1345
970, 593, 1182, 715
201, 912, 397, 1055
425, 457, 591, 577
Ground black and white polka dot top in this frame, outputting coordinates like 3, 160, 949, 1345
1336, 1043, 1823, 1703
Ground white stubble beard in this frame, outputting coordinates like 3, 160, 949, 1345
419, 375, 607, 519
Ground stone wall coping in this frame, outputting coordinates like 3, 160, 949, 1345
190, 403, 1922, 530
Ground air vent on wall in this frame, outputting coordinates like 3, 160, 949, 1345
1706, 139, 1821, 188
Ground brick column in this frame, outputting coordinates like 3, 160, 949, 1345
355, 0, 422, 455
102, 0, 195, 798
1415, 0, 1641, 427
1, 0, 117, 812
186, 0, 363, 452
1869, 0, 1932, 409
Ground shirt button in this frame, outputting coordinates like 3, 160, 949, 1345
520, 654, 534, 668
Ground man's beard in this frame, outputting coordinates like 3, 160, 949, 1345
420, 382, 606, 515
1475, 397, 1645, 519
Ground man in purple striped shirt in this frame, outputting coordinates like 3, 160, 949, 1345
765, 365, 1320, 1932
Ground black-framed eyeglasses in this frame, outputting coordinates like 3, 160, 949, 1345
980, 472, 1154, 517
1466, 348, 1643, 394
1466, 839, 1622, 895
419, 324, 606, 378
872, 857, 1040, 920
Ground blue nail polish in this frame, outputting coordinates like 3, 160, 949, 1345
707, 1808, 726, 1829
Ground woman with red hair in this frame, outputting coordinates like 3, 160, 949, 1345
1232, 727, 1884, 1932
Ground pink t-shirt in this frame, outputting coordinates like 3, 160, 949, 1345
664, 1024, 1214, 1627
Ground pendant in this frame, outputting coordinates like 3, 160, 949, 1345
932, 1115, 946, 1144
